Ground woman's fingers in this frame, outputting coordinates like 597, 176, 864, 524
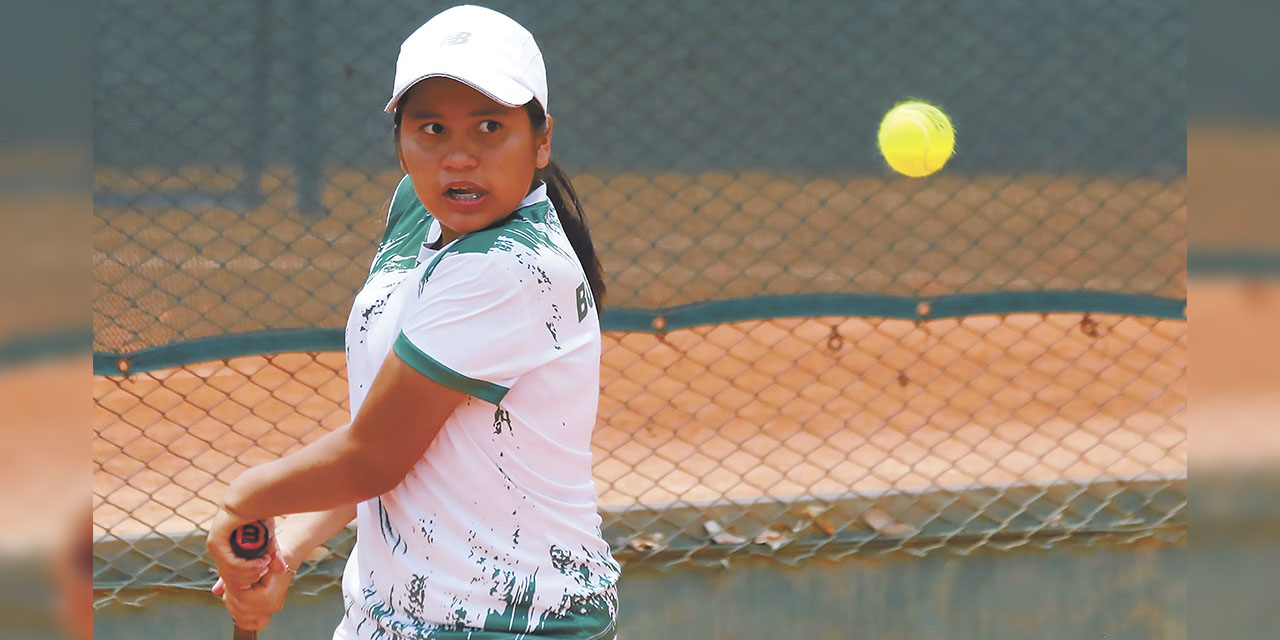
217, 555, 294, 628
268, 551, 288, 575
222, 587, 274, 630
216, 553, 271, 590
207, 511, 274, 590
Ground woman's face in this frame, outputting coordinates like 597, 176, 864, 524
397, 77, 552, 244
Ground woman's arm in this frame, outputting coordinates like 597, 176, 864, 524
274, 503, 358, 571
224, 353, 465, 520
208, 353, 466, 588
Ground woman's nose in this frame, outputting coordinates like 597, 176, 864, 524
441, 145, 478, 171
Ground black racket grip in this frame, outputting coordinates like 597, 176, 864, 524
229, 520, 271, 560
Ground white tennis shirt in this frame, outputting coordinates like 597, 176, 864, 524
335, 176, 619, 639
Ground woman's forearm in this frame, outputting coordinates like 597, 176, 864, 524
275, 504, 358, 571
222, 426, 385, 523
220, 354, 464, 525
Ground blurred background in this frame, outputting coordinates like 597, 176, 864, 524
0, 1, 91, 640
19, 0, 1276, 638
1188, 0, 1280, 637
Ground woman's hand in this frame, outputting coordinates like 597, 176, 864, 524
206, 505, 274, 591
212, 553, 294, 631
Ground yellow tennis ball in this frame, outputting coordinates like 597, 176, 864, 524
877, 101, 956, 177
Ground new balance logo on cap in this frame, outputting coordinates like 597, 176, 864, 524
441, 32, 470, 46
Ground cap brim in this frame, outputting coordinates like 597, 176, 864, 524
384, 70, 534, 114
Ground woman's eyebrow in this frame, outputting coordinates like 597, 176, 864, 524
403, 109, 441, 119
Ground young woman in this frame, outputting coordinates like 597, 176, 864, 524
206, 6, 618, 638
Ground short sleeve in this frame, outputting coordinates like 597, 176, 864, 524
392, 252, 545, 405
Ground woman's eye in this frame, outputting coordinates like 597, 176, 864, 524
422, 123, 444, 135
479, 120, 502, 133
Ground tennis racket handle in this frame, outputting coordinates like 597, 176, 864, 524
229, 521, 269, 640
230, 520, 271, 560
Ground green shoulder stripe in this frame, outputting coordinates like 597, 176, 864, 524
392, 333, 509, 405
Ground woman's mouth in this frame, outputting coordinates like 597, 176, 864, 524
444, 184, 487, 203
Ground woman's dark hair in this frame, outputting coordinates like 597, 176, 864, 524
392, 99, 606, 316
524, 102, 606, 315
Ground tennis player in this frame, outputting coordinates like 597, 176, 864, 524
205, 5, 619, 638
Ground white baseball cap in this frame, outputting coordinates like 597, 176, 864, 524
384, 5, 548, 115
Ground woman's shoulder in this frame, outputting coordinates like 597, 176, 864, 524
386, 174, 428, 230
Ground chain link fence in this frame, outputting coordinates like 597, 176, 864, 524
92, 0, 1186, 607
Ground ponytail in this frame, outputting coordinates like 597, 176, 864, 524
527, 105, 606, 317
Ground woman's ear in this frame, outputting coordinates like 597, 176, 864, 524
535, 114, 553, 169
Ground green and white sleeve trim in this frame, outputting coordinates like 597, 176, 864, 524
392, 333, 510, 405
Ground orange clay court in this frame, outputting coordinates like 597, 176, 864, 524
92, 312, 1185, 539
